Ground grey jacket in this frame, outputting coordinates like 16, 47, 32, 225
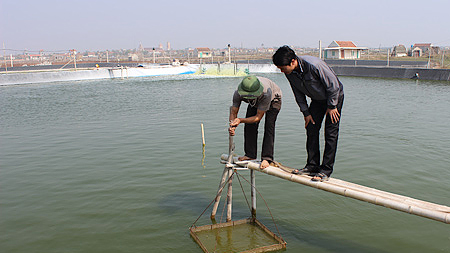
285, 56, 344, 117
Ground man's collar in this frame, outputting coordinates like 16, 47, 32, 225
293, 56, 303, 75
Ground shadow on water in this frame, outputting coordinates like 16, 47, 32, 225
274, 221, 390, 253
159, 192, 388, 253
159, 191, 212, 216
158, 191, 253, 220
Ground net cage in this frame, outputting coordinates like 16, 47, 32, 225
190, 218, 286, 253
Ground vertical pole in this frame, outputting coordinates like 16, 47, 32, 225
106, 50, 109, 63
3, 42, 7, 72
187, 49, 190, 63
228, 44, 231, 63
319, 40, 322, 59
228, 134, 234, 163
73, 50, 77, 71
211, 118, 235, 220
251, 169, 256, 219
387, 49, 390, 67
226, 171, 233, 222
10, 54, 13, 68
427, 47, 431, 69
153, 48, 155, 64
226, 130, 234, 222
201, 123, 205, 146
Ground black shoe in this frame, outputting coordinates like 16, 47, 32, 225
291, 167, 316, 176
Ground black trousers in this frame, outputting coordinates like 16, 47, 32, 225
305, 95, 344, 176
244, 99, 281, 162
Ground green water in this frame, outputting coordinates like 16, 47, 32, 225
194, 221, 282, 252
1, 74, 449, 253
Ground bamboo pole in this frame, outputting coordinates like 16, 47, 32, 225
211, 133, 235, 220
201, 123, 205, 146
251, 169, 256, 219
211, 167, 230, 219
3, 42, 7, 72
226, 171, 233, 222
220, 154, 450, 224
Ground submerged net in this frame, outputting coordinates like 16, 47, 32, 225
190, 218, 286, 253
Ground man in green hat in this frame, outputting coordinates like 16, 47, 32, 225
229, 75, 282, 169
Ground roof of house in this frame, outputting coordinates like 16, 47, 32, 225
325, 40, 367, 50
394, 44, 406, 50
196, 47, 211, 52
335, 41, 357, 47
414, 43, 432, 47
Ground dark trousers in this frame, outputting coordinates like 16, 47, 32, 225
305, 95, 344, 176
244, 99, 281, 162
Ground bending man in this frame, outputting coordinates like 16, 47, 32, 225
229, 75, 282, 169
273, 46, 344, 181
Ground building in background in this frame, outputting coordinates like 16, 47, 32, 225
195, 47, 212, 58
412, 43, 440, 56
324, 41, 367, 59
392, 45, 407, 57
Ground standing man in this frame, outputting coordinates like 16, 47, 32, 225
229, 75, 282, 169
272, 46, 344, 181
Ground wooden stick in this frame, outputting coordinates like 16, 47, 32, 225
251, 169, 256, 219
226, 170, 233, 222
201, 123, 205, 146
211, 131, 234, 219
211, 168, 230, 219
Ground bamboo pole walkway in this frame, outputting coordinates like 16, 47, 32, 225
220, 154, 450, 224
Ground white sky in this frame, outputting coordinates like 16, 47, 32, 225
1, 0, 449, 53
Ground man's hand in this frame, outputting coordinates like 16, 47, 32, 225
229, 126, 236, 136
230, 118, 241, 127
326, 108, 340, 124
229, 118, 241, 136
304, 115, 315, 128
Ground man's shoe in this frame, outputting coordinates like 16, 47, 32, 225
291, 167, 316, 176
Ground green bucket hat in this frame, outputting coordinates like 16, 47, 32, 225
238, 76, 263, 99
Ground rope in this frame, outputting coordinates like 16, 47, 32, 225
236, 172, 251, 211
234, 170, 283, 238
190, 167, 283, 241
190, 169, 235, 228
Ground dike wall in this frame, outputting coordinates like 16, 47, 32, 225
2, 64, 449, 85
330, 66, 450, 81
0, 65, 197, 85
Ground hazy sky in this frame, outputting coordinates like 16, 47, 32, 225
1, 0, 449, 53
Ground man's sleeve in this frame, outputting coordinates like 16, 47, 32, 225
315, 63, 340, 109
289, 82, 310, 117
232, 91, 242, 108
